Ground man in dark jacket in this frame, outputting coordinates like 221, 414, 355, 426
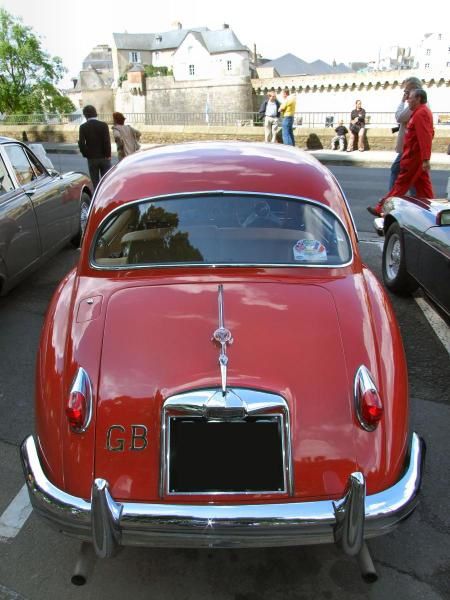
78, 105, 111, 189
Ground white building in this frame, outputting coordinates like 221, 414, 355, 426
112, 23, 250, 83
173, 29, 250, 80
373, 46, 415, 71
416, 32, 450, 72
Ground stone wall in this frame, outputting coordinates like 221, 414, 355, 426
80, 88, 115, 115
71, 68, 449, 124
115, 75, 254, 115
2, 123, 449, 153
115, 83, 146, 115
252, 69, 450, 114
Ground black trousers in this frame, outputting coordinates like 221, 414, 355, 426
87, 157, 112, 189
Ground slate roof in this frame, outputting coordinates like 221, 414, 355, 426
186, 31, 208, 52
261, 53, 353, 76
113, 33, 155, 51
201, 29, 248, 54
262, 53, 312, 75
309, 59, 335, 74
112, 27, 248, 54
309, 59, 353, 74
82, 45, 113, 71
335, 62, 353, 73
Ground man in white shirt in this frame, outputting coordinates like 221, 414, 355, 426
258, 91, 281, 143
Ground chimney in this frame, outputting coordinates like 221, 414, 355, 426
253, 44, 257, 65
223, 23, 229, 29
71, 77, 78, 89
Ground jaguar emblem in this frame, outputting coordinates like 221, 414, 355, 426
213, 326, 232, 345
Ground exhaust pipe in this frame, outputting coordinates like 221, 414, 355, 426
357, 542, 378, 583
71, 541, 96, 586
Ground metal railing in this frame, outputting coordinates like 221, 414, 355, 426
1, 111, 448, 128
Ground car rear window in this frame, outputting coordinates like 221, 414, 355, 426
92, 194, 352, 267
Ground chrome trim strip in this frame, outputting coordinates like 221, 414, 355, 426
160, 388, 293, 497
69, 367, 93, 432
212, 284, 233, 395
91, 260, 353, 271
20, 433, 424, 553
89, 190, 354, 271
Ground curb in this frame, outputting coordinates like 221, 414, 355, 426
45, 147, 79, 155
316, 158, 393, 168
42, 144, 450, 170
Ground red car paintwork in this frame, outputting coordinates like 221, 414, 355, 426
35, 142, 409, 506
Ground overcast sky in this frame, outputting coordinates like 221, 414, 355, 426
2, 0, 445, 86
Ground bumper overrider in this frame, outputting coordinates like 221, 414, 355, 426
21, 433, 424, 558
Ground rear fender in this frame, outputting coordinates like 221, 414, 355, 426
35, 269, 78, 489
360, 267, 409, 490
80, 185, 92, 202
383, 214, 397, 234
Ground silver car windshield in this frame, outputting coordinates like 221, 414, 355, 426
92, 194, 352, 267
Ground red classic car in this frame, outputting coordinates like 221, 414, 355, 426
21, 142, 424, 585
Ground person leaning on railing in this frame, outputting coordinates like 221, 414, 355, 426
347, 100, 366, 152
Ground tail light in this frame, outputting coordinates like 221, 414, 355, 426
354, 366, 383, 431
66, 368, 93, 432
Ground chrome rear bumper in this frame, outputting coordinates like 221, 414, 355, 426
21, 433, 424, 557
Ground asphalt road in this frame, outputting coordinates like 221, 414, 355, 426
47, 150, 450, 236
0, 160, 449, 599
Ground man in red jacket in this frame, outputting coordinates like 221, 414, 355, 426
367, 89, 434, 216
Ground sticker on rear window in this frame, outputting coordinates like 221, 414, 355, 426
293, 239, 327, 262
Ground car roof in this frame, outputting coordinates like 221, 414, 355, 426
94, 142, 348, 219
0, 136, 19, 144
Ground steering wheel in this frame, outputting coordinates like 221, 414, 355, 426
242, 201, 281, 228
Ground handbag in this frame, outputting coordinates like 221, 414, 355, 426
130, 126, 141, 151
350, 123, 361, 135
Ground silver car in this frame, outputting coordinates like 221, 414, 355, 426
0, 137, 92, 294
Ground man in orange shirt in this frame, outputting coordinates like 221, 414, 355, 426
367, 89, 434, 216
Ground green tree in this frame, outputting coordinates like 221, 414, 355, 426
0, 8, 74, 114
143, 65, 173, 78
